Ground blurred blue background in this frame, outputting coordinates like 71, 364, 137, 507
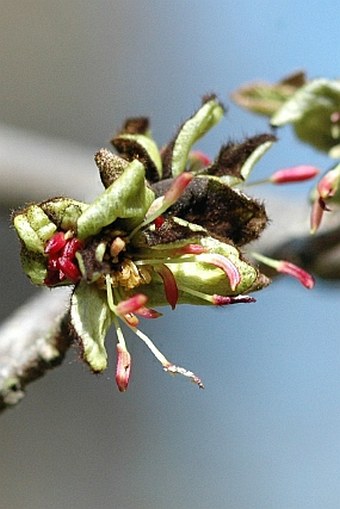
1, 1, 340, 508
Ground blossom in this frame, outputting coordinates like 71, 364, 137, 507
13, 95, 314, 391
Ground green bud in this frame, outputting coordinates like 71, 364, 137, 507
13, 205, 57, 254
76, 159, 155, 239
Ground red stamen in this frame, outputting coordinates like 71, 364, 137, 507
154, 216, 165, 229
62, 237, 84, 258
277, 261, 315, 289
57, 257, 81, 283
43, 271, 61, 286
116, 294, 148, 316
136, 306, 163, 319
196, 253, 241, 291
155, 264, 179, 309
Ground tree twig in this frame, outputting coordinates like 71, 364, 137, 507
1, 124, 337, 412
0, 289, 71, 411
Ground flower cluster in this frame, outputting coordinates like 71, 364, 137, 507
13, 96, 315, 391
233, 72, 340, 233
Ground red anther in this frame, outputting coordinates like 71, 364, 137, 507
43, 271, 61, 286
62, 237, 84, 259
116, 294, 148, 316
47, 253, 59, 271
44, 231, 66, 255
154, 216, 165, 229
57, 257, 81, 283
155, 264, 179, 310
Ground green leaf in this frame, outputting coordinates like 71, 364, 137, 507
40, 197, 88, 231
231, 71, 307, 117
271, 79, 340, 153
20, 249, 47, 285
76, 159, 155, 239
166, 96, 225, 177
13, 205, 57, 253
70, 282, 112, 372
239, 138, 276, 181
112, 133, 163, 181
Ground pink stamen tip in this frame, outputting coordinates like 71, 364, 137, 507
212, 294, 256, 305
44, 231, 66, 255
164, 172, 193, 205
277, 261, 315, 289
116, 294, 148, 316
176, 244, 207, 255
270, 165, 319, 184
155, 264, 179, 310
197, 253, 241, 291
136, 306, 163, 319
115, 344, 131, 392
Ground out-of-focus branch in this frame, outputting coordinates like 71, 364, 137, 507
0, 289, 71, 411
0, 123, 338, 411
0, 123, 101, 204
